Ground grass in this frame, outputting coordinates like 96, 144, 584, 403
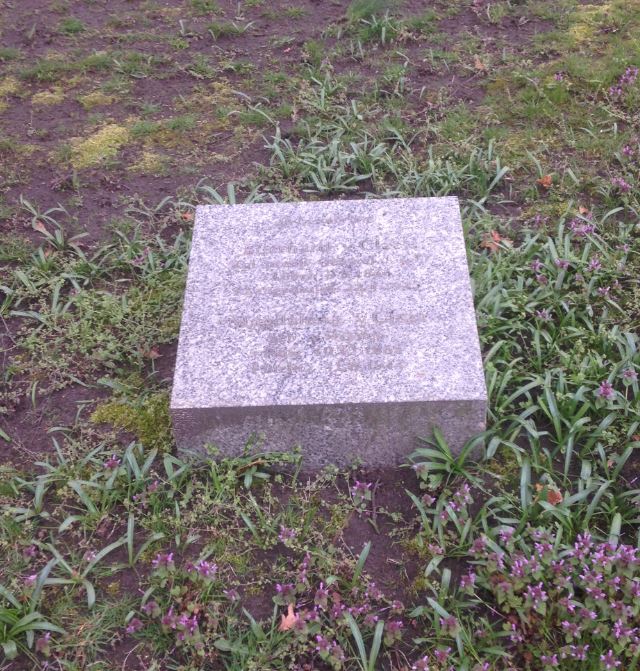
1, 0, 640, 668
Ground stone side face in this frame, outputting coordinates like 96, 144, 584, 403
172, 399, 487, 468
171, 196, 487, 466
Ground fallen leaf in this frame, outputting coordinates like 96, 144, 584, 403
33, 220, 49, 235
547, 489, 563, 505
474, 55, 487, 73
481, 230, 512, 253
537, 174, 553, 189
578, 205, 590, 215
279, 604, 297, 632
146, 346, 161, 360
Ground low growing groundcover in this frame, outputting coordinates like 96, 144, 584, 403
1, 193, 639, 670
1, 0, 640, 669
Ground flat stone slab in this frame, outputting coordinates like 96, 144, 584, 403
171, 197, 486, 468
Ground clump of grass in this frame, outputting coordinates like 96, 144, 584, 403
346, 0, 397, 22
208, 20, 254, 40
58, 17, 85, 35
0, 47, 21, 61
190, 0, 221, 14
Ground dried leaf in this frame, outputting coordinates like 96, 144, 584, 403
578, 205, 590, 215
547, 489, 563, 505
537, 174, 553, 189
474, 55, 487, 73
146, 346, 161, 360
278, 604, 297, 632
481, 230, 512, 253
33, 220, 48, 235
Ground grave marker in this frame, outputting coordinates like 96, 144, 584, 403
171, 197, 486, 467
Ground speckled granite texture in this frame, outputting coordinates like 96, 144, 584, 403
171, 197, 487, 467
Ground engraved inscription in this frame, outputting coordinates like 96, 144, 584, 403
226, 223, 425, 375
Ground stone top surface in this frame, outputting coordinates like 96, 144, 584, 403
171, 197, 486, 409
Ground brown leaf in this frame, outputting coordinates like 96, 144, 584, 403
474, 55, 487, 73
33, 220, 49, 235
578, 205, 590, 215
537, 174, 553, 189
481, 230, 512, 253
546, 489, 563, 506
146, 346, 161, 360
278, 604, 298, 632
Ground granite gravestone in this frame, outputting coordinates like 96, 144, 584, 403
170, 197, 486, 468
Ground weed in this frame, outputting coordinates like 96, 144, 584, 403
58, 17, 85, 35
347, 0, 397, 22
208, 20, 255, 40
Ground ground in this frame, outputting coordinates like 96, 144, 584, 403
1, 0, 640, 669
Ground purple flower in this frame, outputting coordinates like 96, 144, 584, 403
314, 582, 329, 609
439, 615, 459, 636
569, 644, 589, 660
555, 258, 570, 269
412, 657, 430, 671
569, 219, 596, 237
622, 368, 637, 381
530, 258, 544, 272
596, 380, 615, 400
161, 607, 177, 629
535, 273, 548, 285
587, 256, 601, 272
433, 647, 452, 664
470, 536, 487, 555
83, 550, 97, 563
612, 176, 632, 193
224, 588, 240, 602
609, 67, 638, 96
597, 286, 611, 297
35, 632, 51, 656
351, 480, 372, 499
275, 582, 296, 602
525, 582, 548, 607
600, 650, 621, 669
554, 72, 564, 81
561, 620, 581, 637
141, 600, 160, 616
622, 144, 634, 156
23, 545, 37, 559
460, 571, 476, 589
499, 527, 515, 544
278, 525, 297, 542
315, 634, 331, 653
151, 552, 174, 570
541, 654, 558, 667
536, 308, 551, 321
194, 559, 217, 579
24, 574, 38, 587
126, 617, 144, 634
104, 455, 121, 470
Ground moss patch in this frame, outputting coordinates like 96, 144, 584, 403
70, 124, 130, 169
32, 88, 66, 106
128, 149, 170, 175
0, 76, 20, 97
91, 392, 173, 451
78, 91, 115, 110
